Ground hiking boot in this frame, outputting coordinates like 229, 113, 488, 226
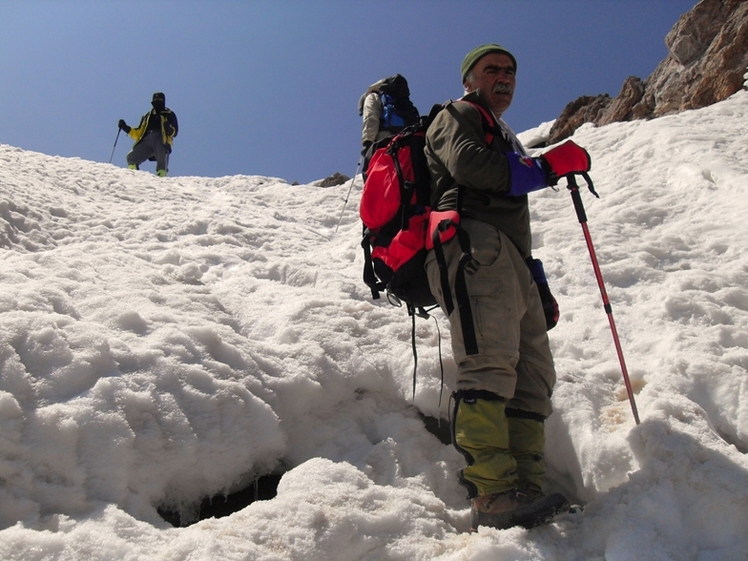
156, 169, 167, 177
517, 485, 544, 500
127, 163, 138, 170
470, 489, 570, 531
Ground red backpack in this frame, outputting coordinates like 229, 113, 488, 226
359, 101, 496, 317
360, 109, 435, 311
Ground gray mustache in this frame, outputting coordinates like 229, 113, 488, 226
493, 83, 514, 95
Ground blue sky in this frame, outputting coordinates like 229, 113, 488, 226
1, 0, 696, 184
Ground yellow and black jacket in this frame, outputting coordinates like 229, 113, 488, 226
127, 108, 179, 151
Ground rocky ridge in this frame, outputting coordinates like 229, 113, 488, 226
548, 0, 748, 144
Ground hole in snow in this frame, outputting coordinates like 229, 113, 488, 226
157, 472, 283, 527
156, 415, 450, 527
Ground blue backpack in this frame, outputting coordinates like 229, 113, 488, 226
380, 92, 407, 131
377, 76, 420, 134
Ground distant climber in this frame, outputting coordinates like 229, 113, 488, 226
358, 74, 419, 155
118, 92, 178, 177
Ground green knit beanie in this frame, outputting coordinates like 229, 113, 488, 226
461, 44, 517, 83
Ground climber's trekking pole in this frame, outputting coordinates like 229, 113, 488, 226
567, 173, 640, 425
334, 155, 363, 233
108, 128, 121, 164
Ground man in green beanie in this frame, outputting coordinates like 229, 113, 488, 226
424, 44, 591, 530
460, 43, 518, 83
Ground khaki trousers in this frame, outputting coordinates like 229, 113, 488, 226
425, 218, 556, 416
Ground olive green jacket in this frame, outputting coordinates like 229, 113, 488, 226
424, 91, 533, 258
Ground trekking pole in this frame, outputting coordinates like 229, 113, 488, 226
567, 173, 640, 425
334, 155, 363, 233
108, 128, 121, 163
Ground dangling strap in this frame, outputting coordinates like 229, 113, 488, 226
410, 308, 418, 400
454, 227, 479, 356
386, 137, 413, 231
429, 212, 458, 315
428, 212, 479, 357
433, 314, 444, 407
361, 230, 384, 300
407, 304, 447, 404
406, 303, 446, 403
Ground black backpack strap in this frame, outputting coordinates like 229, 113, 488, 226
430, 218, 479, 357
409, 308, 418, 399
431, 218, 455, 316
446, 100, 501, 146
386, 137, 413, 231
432, 314, 444, 407
453, 226, 479, 356
361, 229, 383, 300
406, 304, 445, 404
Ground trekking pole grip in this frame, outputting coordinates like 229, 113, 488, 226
567, 175, 587, 224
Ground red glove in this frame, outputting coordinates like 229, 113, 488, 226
539, 140, 591, 185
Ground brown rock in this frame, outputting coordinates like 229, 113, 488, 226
548, 94, 612, 143
599, 76, 646, 126
315, 172, 350, 188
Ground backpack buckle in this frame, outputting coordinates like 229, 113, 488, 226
386, 291, 403, 308
459, 252, 480, 275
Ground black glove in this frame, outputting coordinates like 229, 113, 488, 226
164, 123, 175, 136
361, 140, 372, 157
118, 119, 131, 133
526, 257, 559, 330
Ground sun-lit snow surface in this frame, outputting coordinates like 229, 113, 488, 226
1, 91, 747, 560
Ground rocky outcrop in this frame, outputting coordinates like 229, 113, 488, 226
548, 0, 748, 143
315, 172, 350, 188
